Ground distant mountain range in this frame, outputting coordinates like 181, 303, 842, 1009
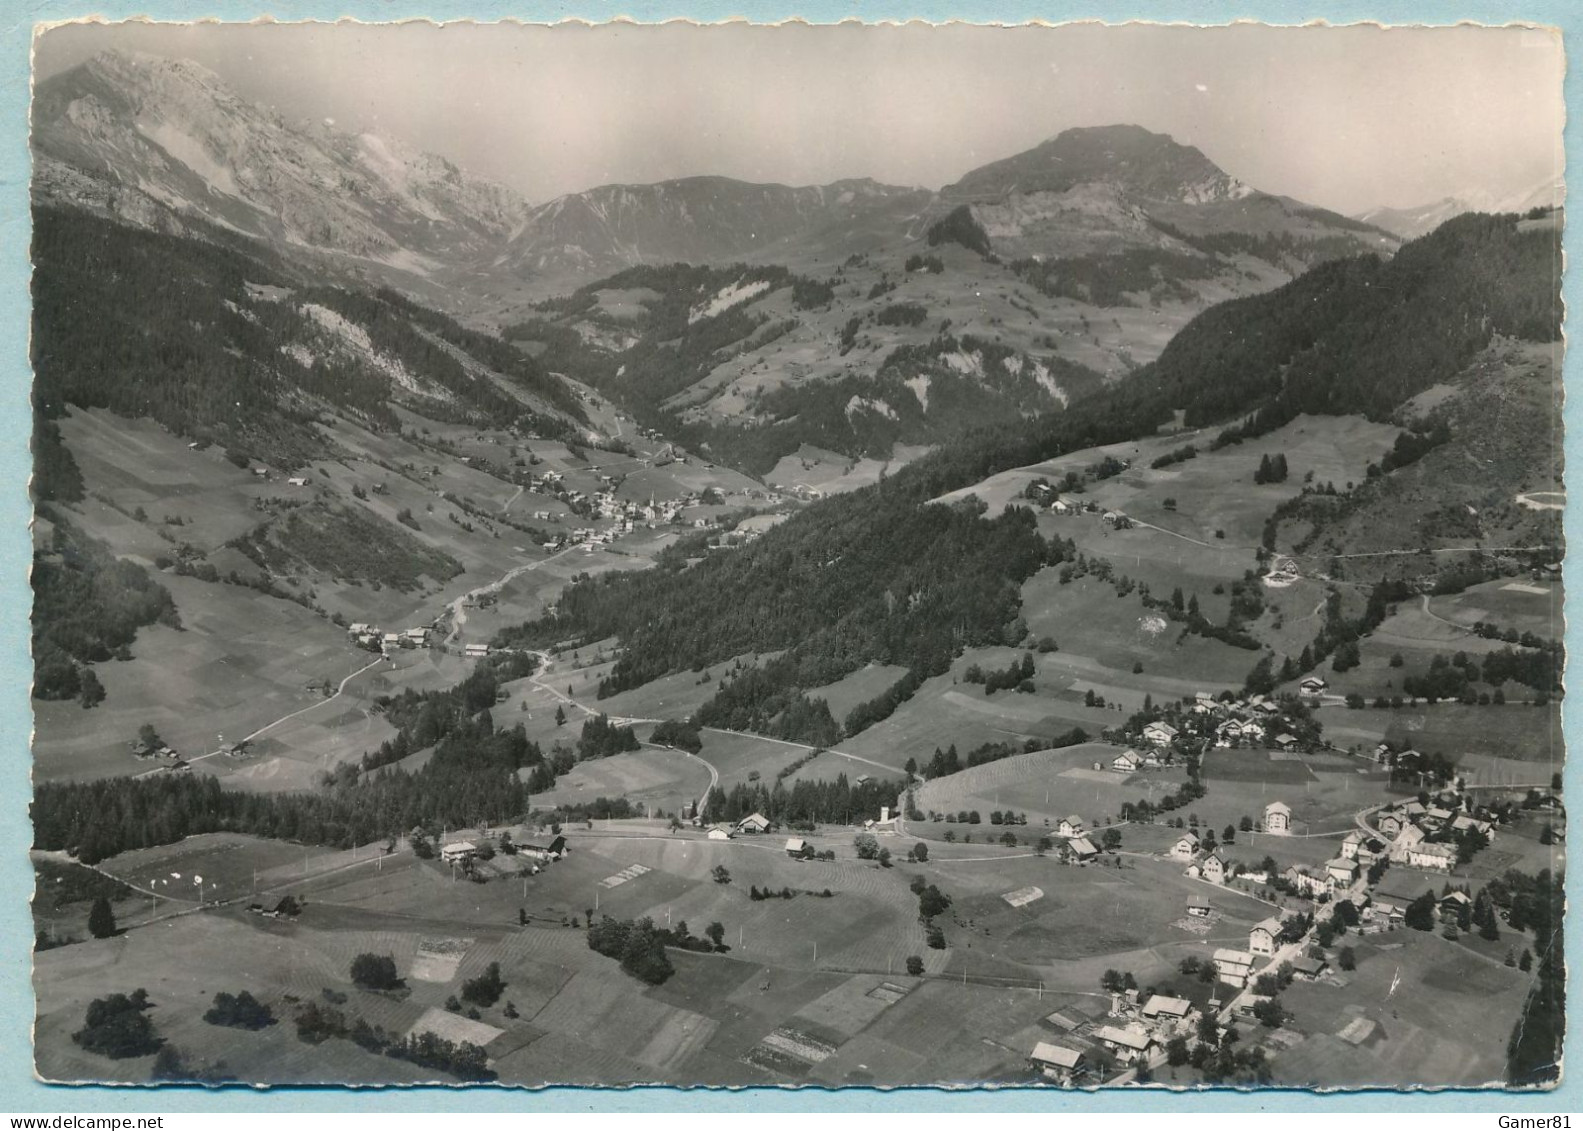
501, 177, 937, 278
1355, 180, 1563, 240
57, 47, 1551, 478
35, 50, 1399, 292
33, 51, 528, 272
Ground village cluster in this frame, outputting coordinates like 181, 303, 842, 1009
1020, 781, 1535, 1086
1135, 683, 1332, 754
528, 479, 747, 552
344, 621, 464, 655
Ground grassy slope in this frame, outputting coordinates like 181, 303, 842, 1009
1271, 338, 1564, 583
37, 399, 775, 789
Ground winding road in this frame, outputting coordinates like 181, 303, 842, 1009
445, 544, 580, 646
1416, 592, 1480, 635
680, 746, 720, 817
524, 650, 907, 777
175, 541, 584, 774
165, 655, 392, 774
522, 646, 905, 818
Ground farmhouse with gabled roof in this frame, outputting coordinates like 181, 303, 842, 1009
1213, 949, 1255, 989
1029, 1041, 1087, 1085
1142, 721, 1179, 747
1170, 831, 1201, 861
1248, 916, 1282, 956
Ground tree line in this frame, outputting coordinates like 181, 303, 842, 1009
33, 515, 180, 704
1145, 212, 1560, 434
495, 490, 1056, 750
30, 209, 580, 478
702, 773, 904, 828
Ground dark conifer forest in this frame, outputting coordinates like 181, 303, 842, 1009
32, 518, 180, 702
30, 209, 585, 471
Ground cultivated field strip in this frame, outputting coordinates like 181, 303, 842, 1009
492, 1031, 656, 1087
525, 968, 715, 1072
407, 1005, 504, 1045
792, 973, 912, 1037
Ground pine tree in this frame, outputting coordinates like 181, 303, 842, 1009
87, 897, 117, 939
79, 668, 105, 708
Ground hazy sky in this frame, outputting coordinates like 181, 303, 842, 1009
32, 20, 1565, 214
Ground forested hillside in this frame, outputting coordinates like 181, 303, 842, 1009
495, 378, 1167, 739
498, 487, 1053, 739
507, 261, 1107, 477
33, 518, 181, 704
1142, 211, 1561, 431
508, 262, 836, 410
675, 335, 1105, 475
229, 501, 465, 593
31, 209, 585, 472
492, 209, 1562, 742
1266, 337, 1563, 579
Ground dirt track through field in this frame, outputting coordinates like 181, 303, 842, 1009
447, 544, 581, 645
139, 651, 389, 777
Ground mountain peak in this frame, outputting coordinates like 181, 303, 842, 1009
85, 48, 223, 80
1040, 123, 1176, 147
33, 47, 531, 267
944, 123, 1253, 205
56, 48, 235, 108
1355, 178, 1563, 239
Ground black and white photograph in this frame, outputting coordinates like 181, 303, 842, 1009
25, 19, 1566, 1090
